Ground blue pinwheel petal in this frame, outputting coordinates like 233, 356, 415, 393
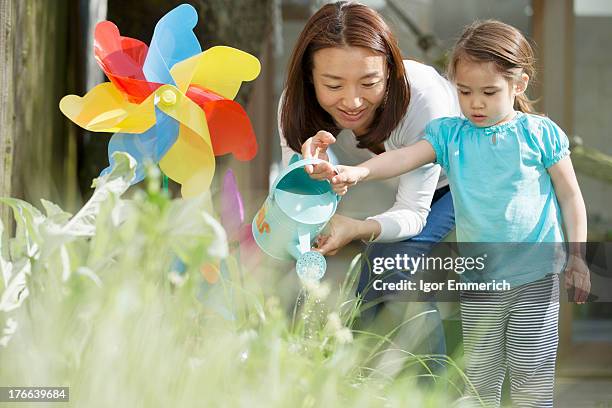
102, 107, 179, 183
142, 4, 202, 85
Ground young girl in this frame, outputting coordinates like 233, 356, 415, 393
305, 20, 591, 407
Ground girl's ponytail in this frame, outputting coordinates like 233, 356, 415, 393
514, 93, 536, 113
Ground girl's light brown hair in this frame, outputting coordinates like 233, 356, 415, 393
280, 1, 409, 153
447, 20, 538, 114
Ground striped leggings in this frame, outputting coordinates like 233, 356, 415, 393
460, 274, 560, 408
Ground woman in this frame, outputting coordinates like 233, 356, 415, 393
278, 1, 459, 367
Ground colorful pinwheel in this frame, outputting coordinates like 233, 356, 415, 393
60, 4, 260, 197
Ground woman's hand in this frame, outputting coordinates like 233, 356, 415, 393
315, 215, 360, 255
564, 254, 591, 304
330, 165, 370, 195
315, 214, 381, 255
301, 131, 337, 179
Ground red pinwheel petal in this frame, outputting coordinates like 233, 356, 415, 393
205, 100, 258, 161
94, 21, 163, 103
120, 37, 148, 67
186, 85, 258, 161
185, 84, 224, 103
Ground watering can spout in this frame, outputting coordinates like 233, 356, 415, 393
289, 229, 327, 281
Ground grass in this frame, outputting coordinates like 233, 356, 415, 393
0, 153, 471, 407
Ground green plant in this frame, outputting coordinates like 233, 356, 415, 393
0, 153, 467, 407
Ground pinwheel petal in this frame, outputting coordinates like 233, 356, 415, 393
220, 169, 244, 241
186, 85, 257, 160
143, 3, 201, 85
159, 125, 215, 198
94, 21, 163, 103
119, 37, 148, 67
102, 108, 179, 182
201, 99, 258, 161
95, 21, 147, 79
59, 82, 156, 133
170, 46, 260, 98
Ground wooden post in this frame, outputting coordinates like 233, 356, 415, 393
532, 0, 575, 133
0, 0, 16, 229
0, 0, 79, 232
532, 0, 576, 361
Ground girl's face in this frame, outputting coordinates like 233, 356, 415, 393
454, 59, 528, 128
312, 46, 388, 136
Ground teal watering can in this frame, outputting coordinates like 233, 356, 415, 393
252, 155, 340, 281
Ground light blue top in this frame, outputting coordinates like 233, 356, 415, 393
424, 112, 570, 285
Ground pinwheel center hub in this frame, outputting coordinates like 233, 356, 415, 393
160, 89, 177, 106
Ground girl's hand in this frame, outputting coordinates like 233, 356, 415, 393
564, 255, 591, 303
301, 131, 337, 179
330, 165, 370, 195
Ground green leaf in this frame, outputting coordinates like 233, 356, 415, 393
62, 151, 136, 237
0, 317, 18, 347
40, 199, 72, 225
0, 197, 45, 260
33, 152, 136, 263
165, 193, 228, 266
0, 258, 30, 312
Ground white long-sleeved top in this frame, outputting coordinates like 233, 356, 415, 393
279, 60, 460, 242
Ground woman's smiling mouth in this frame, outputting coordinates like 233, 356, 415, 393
338, 108, 367, 122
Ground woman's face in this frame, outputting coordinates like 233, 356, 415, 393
312, 46, 388, 136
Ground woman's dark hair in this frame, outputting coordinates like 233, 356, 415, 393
280, 1, 410, 152
447, 19, 538, 113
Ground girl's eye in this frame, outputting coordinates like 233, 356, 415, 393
325, 85, 341, 90
484, 91, 498, 96
362, 82, 379, 88
459, 90, 471, 95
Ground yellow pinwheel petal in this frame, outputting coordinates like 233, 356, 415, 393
170, 46, 261, 99
59, 82, 156, 133
159, 125, 215, 198
155, 84, 215, 197
181, 168, 216, 198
